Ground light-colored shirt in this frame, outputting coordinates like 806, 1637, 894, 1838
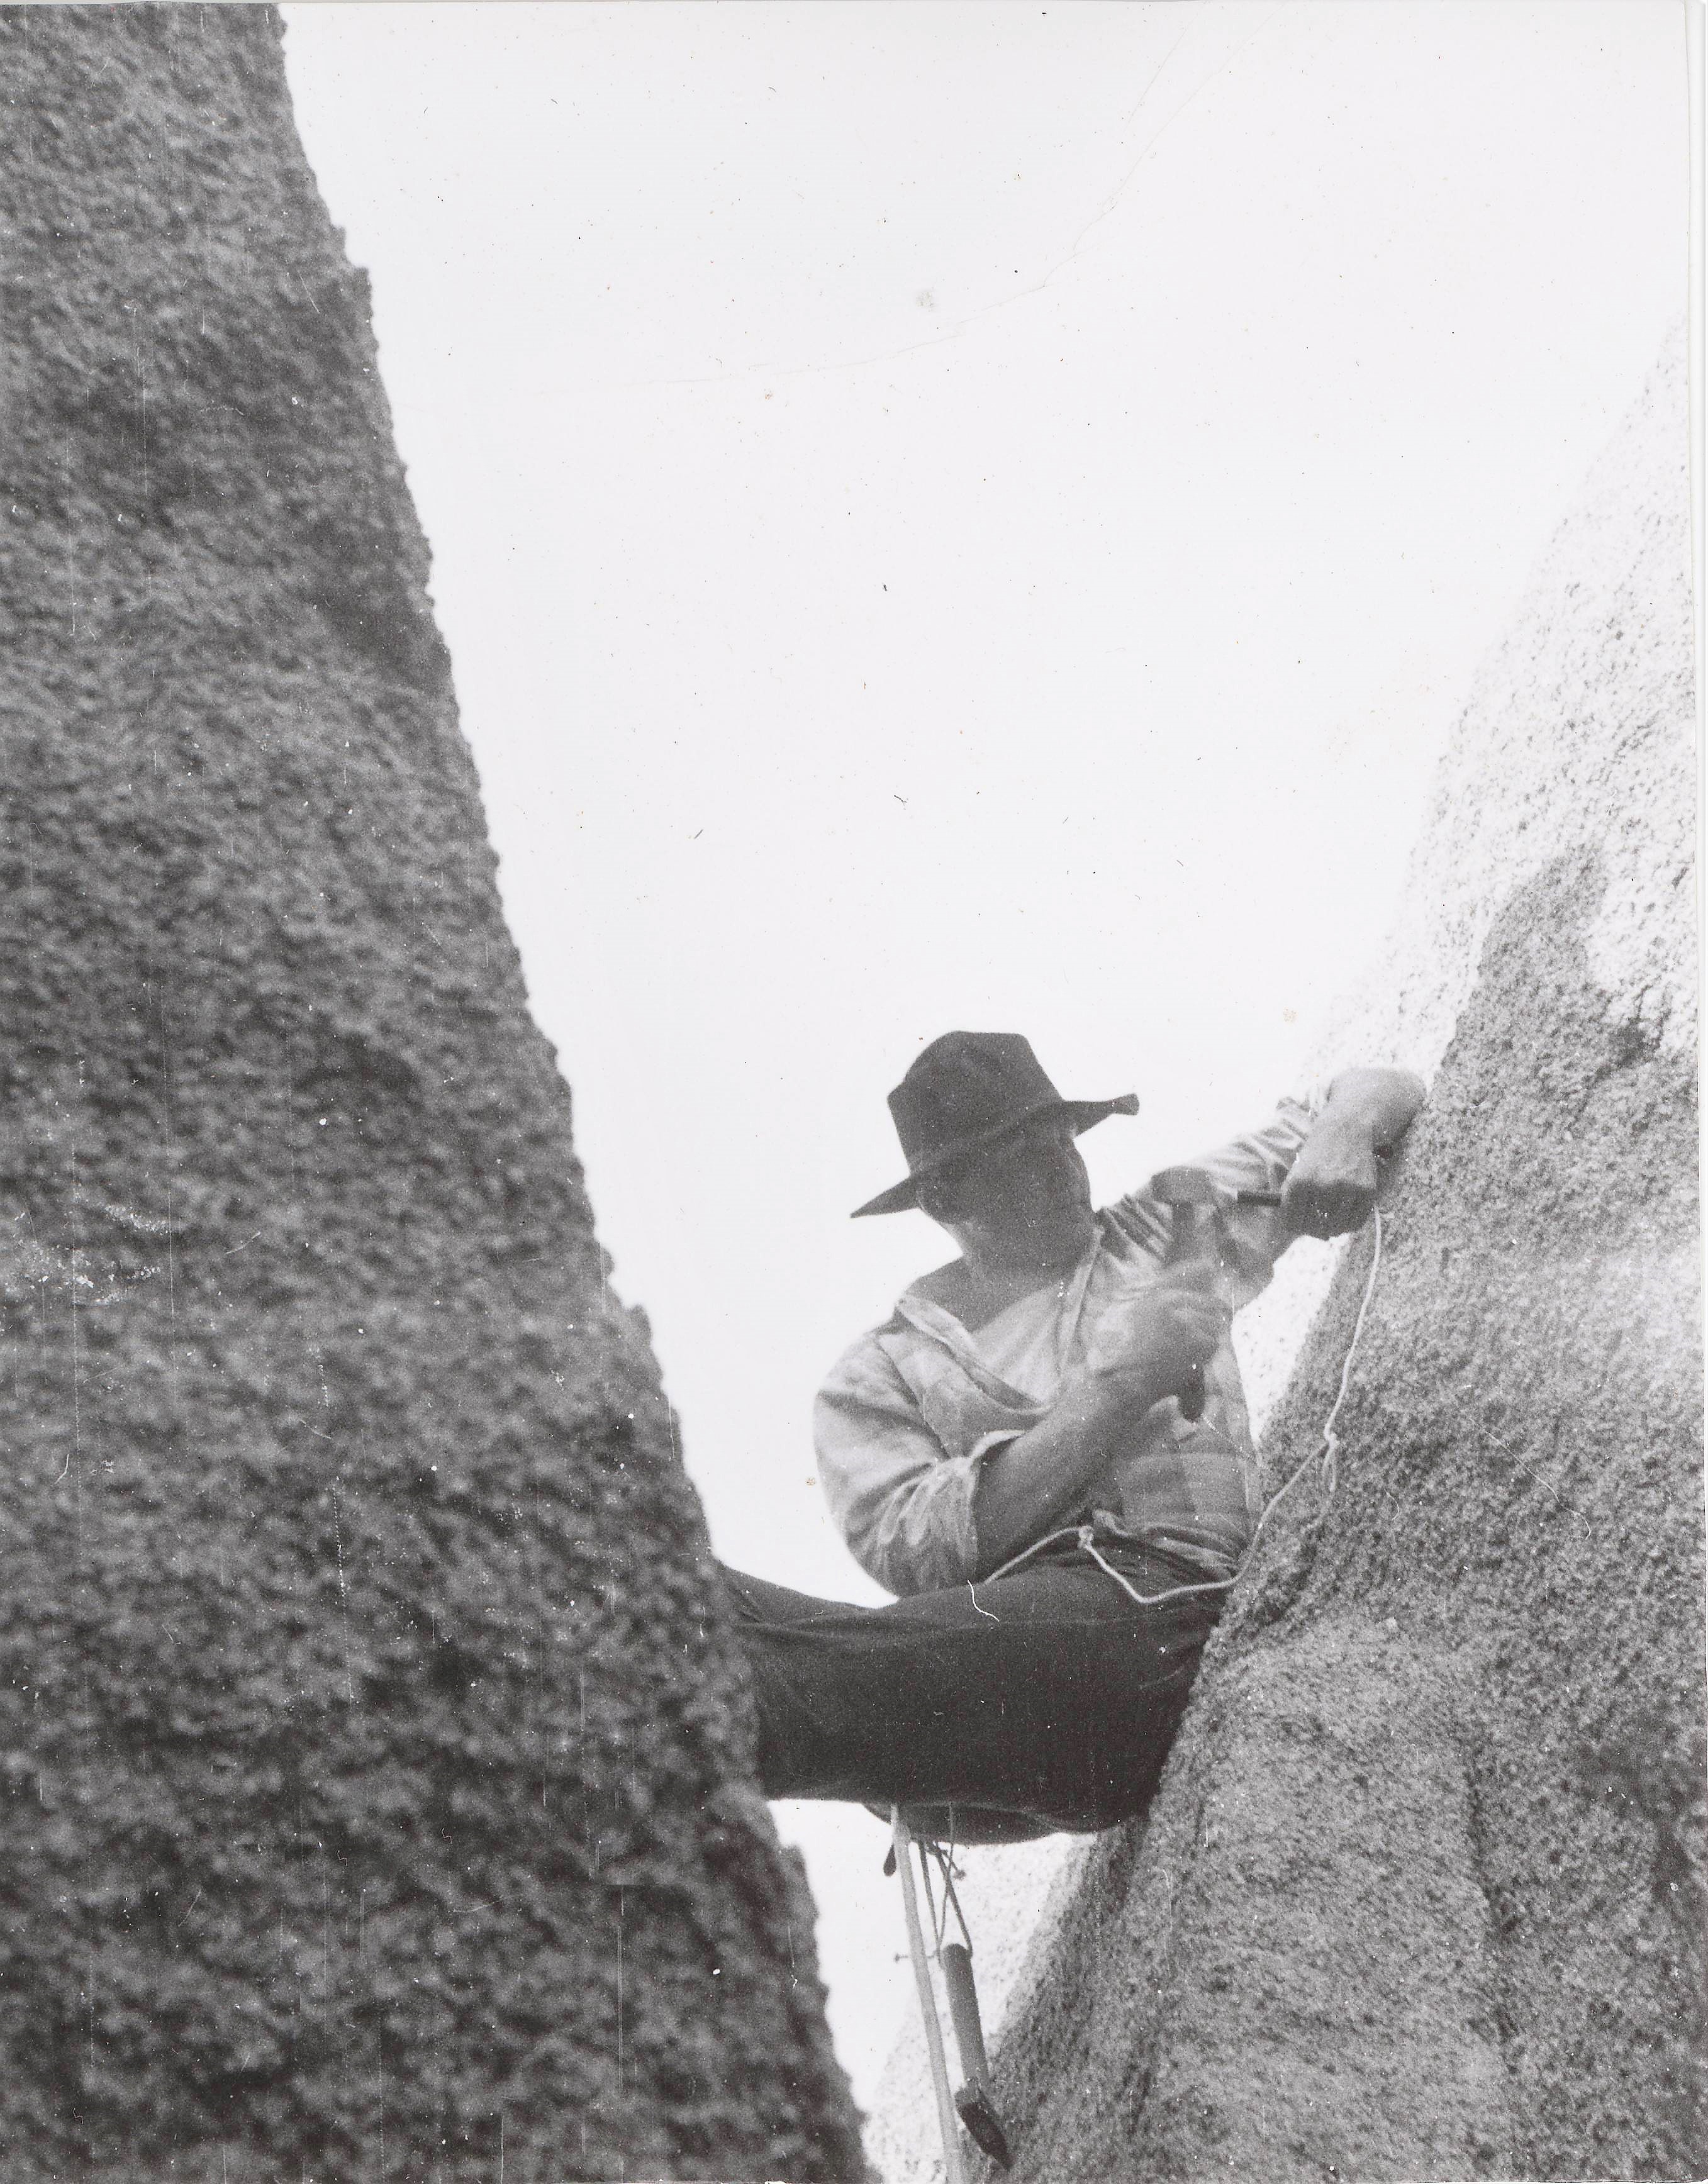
814, 1099, 1315, 1596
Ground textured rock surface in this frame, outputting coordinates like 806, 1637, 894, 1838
0, 9, 863, 2178
965, 342, 1703, 2179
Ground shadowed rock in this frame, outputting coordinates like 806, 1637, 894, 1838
0, 9, 863, 2177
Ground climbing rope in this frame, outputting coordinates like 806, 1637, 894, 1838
1247, 1198, 1383, 1534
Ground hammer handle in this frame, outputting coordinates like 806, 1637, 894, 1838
942, 1943, 991, 2090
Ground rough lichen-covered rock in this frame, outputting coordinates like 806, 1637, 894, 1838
980, 342, 1702, 2180
0, 9, 864, 2178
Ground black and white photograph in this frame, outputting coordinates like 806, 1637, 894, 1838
0, 3, 1700, 2179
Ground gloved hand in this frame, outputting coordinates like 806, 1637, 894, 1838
1281, 1117, 1382, 1238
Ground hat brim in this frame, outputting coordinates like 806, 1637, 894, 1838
850, 1093, 1138, 1218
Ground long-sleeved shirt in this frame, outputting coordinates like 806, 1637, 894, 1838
814, 1099, 1314, 1597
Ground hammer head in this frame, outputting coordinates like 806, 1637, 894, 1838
956, 2090, 1013, 2170
1149, 1166, 1283, 1212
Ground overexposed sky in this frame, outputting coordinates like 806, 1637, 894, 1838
281, 0, 1688, 2115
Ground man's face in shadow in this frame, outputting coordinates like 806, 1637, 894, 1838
925, 1110, 1096, 1281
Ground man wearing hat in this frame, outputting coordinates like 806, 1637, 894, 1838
726, 1032, 1422, 1839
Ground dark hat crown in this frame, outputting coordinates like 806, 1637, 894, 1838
888, 1032, 1061, 1177
851, 1030, 1137, 1218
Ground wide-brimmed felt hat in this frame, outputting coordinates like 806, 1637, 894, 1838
851, 1030, 1137, 1218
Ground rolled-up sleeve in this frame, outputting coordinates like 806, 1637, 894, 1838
813, 1335, 988, 1596
1193, 1095, 1317, 1308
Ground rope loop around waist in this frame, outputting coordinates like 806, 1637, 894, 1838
986, 1520, 1239, 1607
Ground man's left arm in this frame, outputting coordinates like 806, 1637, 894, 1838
1280, 1066, 1426, 1239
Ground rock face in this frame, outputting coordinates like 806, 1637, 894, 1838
982, 341, 1702, 2180
0, 10, 863, 2179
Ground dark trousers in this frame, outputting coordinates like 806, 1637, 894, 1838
723, 1541, 1225, 1839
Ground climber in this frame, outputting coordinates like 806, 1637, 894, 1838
725, 1031, 1424, 1840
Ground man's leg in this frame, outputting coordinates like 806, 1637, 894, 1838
724, 1551, 1221, 1835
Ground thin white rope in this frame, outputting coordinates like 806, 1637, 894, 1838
917, 1836, 944, 1951
1315, 1201, 1383, 1500
926, 1837, 976, 1956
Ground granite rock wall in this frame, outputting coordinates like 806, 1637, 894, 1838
0, 10, 864, 2178
978, 340, 1702, 2180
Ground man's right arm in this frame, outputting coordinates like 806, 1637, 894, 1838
815, 1336, 998, 1596
968, 1281, 1224, 1578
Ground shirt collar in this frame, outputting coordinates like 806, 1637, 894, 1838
893, 1215, 1108, 1372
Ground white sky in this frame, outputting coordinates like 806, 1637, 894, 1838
282, 0, 1688, 2120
